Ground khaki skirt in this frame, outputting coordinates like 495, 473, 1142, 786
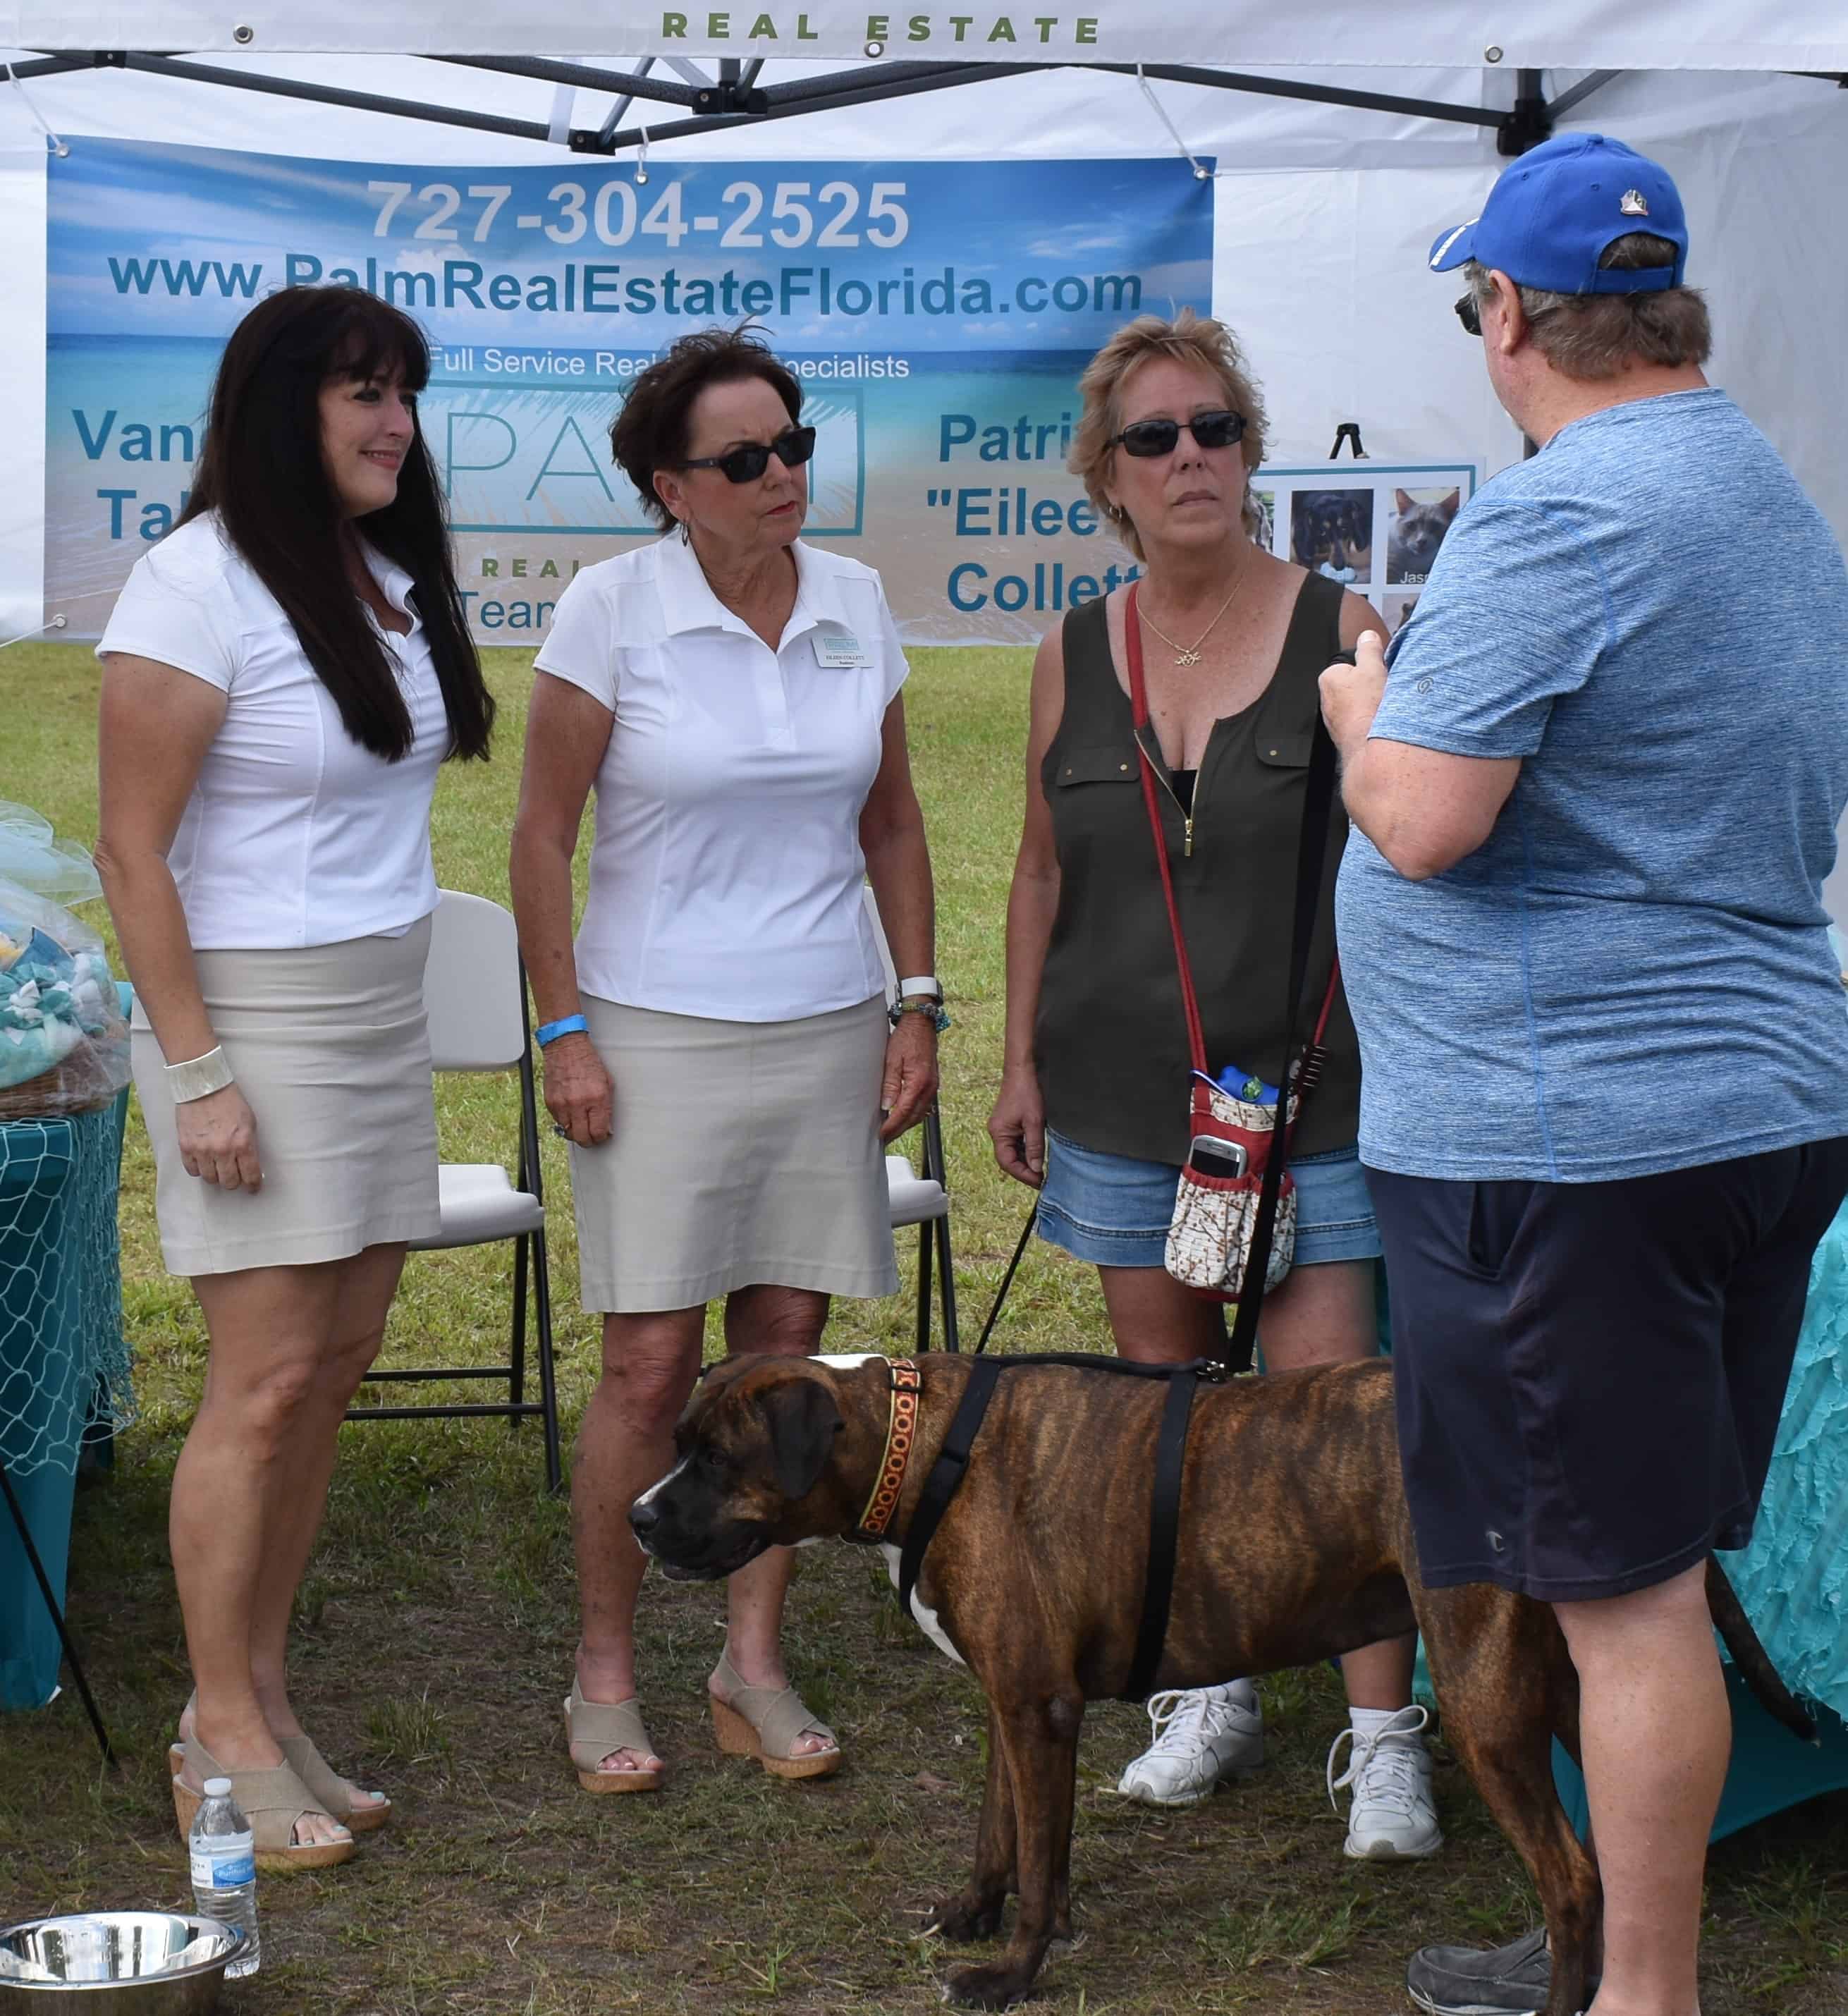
570, 992, 898, 1313
130, 920, 441, 1276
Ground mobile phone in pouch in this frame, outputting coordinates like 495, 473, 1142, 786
1189, 1135, 1248, 1179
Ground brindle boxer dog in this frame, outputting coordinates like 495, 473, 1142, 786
629, 1352, 1811, 2013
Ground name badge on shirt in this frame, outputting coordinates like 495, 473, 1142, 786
813, 629, 872, 668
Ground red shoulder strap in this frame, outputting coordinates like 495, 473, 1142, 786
1125, 582, 1208, 1078
1129, 579, 1342, 1089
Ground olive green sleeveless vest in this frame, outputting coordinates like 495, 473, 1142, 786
1034, 573, 1361, 1166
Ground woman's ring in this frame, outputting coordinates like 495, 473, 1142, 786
552, 1123, 572, 1140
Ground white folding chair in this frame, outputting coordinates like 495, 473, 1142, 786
863, 887, 960, 1351
345, 889, 563, 1491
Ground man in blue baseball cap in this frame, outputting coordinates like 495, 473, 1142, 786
1322, 134, 1848, 2016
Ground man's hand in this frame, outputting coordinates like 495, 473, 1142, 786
1318, 632, 1389, 762
1321, 628, 1524, 880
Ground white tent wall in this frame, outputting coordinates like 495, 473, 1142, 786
1, 59, 1844, 634
0, 146, 47, 640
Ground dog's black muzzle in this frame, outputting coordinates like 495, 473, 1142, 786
629, 1472, 776, 1582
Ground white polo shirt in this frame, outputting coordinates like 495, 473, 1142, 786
534, 534, 910, 1022
96, 513, 449, 951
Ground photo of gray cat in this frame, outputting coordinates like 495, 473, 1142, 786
1386, 486, 1461, 585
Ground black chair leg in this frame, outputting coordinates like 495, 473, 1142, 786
0, 1462, 114, 1768
919, 1103, 957, 1350
914, 1219, 934, 1352
508, 1230, 530, 1431
531, 1225, 563, 1496
933, 1208, 960, 1351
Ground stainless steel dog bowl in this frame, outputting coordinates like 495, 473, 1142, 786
0, 1914, 246, 2012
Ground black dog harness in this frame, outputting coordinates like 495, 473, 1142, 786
889, 1352, 1235, 1703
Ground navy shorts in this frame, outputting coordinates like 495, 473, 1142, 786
1366, 1139, 1848, 1602
1037, 1130, 1383, 1270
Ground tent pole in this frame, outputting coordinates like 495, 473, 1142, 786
4, 53, 99, 82
120, 53, 558, 142
434, 53, 701, 109
598, 58, 656, 146
590, 63, 1035, 153
1546, 70, 1622, 120
1094, 61, 1507, 130
759, 59, 1029, 107
1499, 68, 1553, 154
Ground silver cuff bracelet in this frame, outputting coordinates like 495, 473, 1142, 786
164, 1044, 235, 1104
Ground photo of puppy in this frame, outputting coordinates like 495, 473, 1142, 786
1291, 488, 1373, 583
1387, 486, 1462, 584
1385, 592, 1419, 634
1249, 486, 1276, 554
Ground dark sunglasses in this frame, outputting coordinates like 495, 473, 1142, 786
1454, 293, 1483, 338
678, 425, 816, 484
1108, 409, 1247, 458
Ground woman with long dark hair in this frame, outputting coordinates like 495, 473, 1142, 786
95, 286, 493, 1867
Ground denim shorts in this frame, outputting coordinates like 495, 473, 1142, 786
1037, 1129, 1383, 1270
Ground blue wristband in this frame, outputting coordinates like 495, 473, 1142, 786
534, 1013, 589, 1048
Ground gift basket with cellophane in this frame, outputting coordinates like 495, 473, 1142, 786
0, 803, 131, 1120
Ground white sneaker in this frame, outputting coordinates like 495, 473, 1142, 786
1116, 1683, 1263, 1806
1326, 1704, 1443, 1859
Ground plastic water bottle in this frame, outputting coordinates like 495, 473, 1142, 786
1215, 1062, 1280, 1106
189, 1777, 260, 1979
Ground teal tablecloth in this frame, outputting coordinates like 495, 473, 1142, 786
1552, 1194, 1848, 1838
0, 1024, 133, 1709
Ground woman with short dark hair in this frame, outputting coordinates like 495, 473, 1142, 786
95, 286, 494, 1867
510, 324, 938, 1791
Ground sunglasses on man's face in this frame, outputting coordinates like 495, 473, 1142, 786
678, 425, 817, 484
1108, 409, 1248, 459
1454, 293, 1483, 338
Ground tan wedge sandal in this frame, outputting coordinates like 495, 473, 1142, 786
709, 1651, 840, 1781
170, 1702, 391, 1834
564, 1679, 664, 1794
279, 1735, 391, 1834
171, 1735, 355, 1871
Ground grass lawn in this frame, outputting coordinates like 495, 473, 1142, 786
3, 638, 1846, 2012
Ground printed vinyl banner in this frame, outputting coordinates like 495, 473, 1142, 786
47, 138, 1213, 644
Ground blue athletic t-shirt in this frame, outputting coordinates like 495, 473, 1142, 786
1337, 387, 1848, 1182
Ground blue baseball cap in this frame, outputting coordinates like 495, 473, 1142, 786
1428, 133, 1687, 294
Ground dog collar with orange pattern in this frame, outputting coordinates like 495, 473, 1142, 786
855, 1357, 920, 1540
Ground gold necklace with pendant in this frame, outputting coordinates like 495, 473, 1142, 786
1136, 571, 1244, 667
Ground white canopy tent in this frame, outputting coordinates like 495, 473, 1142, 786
3, 8, 1845, 647
12, 6, 1848, 66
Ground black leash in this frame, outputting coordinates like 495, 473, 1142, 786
1124, 1367, 1199, 1702
1225, 710, 1338, 1372
897, 1355, 1002, 1618
973, 1199, 1040, 1355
